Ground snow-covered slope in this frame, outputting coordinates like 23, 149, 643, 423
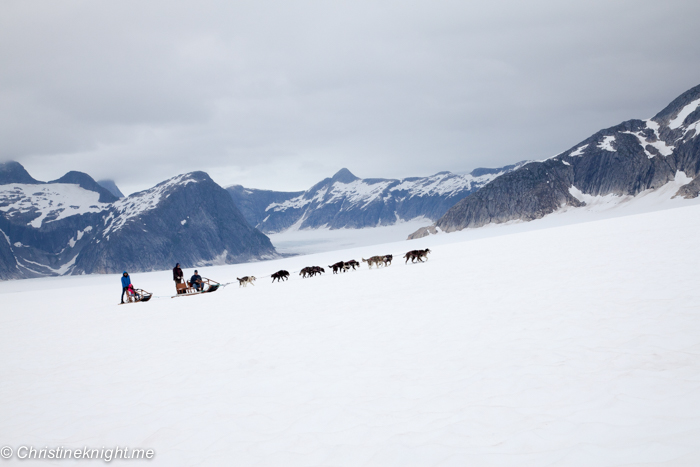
0, 165, 116, 279
0, 164, 276, 279
1, 203, 700, 466
227, 164, 526, 233
421, 83, 700, 235
0, 183, 109, 228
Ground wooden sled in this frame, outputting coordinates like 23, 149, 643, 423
172, 277, 220, 298
120, 288, 153, 304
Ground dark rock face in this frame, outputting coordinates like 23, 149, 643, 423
432, 84, 700, 234
0, 225, 19, 279
673, 177, 700, 199
0, 161, 42, 185
227, 165, 526, 233
0, 166, 277, 280
97, 179, 125, 199
436, 161, 585, 233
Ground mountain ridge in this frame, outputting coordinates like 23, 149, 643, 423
410, 83, 700, 237
227, 164, 528, 233
0, 164, 277, 280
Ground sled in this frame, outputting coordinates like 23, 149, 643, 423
172, 277, 221, 298
120, 288, 153, 304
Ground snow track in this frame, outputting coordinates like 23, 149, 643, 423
2, 205, 700, 466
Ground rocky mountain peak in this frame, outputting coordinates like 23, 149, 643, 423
0, 161, 42, 185
652, 83, 700, 126
331, 168, 359, 184
97, 180, 125, 199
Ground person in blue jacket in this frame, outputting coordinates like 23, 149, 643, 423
190, 270, 204, 292
121, 271, 131, 303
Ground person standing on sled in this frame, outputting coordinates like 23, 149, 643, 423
120, 271, 131, 303
190, 270, 204, 292
173, 263, 183, 286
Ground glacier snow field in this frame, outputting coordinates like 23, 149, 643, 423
2, 205, 700, 466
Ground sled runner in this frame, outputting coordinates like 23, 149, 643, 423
172, 277, 221, 298
120, 288, 153, 304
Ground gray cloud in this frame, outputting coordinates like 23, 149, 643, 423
1, 0, 700, 195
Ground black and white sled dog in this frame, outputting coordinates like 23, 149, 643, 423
237, 276, 256, 287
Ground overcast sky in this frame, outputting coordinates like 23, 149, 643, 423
1, 0, 700, 195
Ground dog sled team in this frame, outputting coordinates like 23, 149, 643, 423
119, 248, 430, 303
293, 249, 429, 278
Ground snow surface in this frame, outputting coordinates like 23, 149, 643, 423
622, 130, 675, 158
568, 144, 588, 157
269, 217, 434, 255
682, 120, 700, 138
646, 119, 660, 132
326, 180, 394, 209
669, 98, 700, 129
2, 200, 700, 466
597, 136, 616, 152
389, 172, 499, 197
0, 184, 108, 228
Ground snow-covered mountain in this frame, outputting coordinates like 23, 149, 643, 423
0, 164, 276, 280
227, 164, 526, 233
411, 83, 700, 237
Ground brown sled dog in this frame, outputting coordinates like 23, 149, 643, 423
404, 248, 431, 263
300, 266, 325, 278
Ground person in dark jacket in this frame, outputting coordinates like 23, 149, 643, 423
173, 263, 183, 284
190, 270, 204, 292
121, 271, 131, 303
